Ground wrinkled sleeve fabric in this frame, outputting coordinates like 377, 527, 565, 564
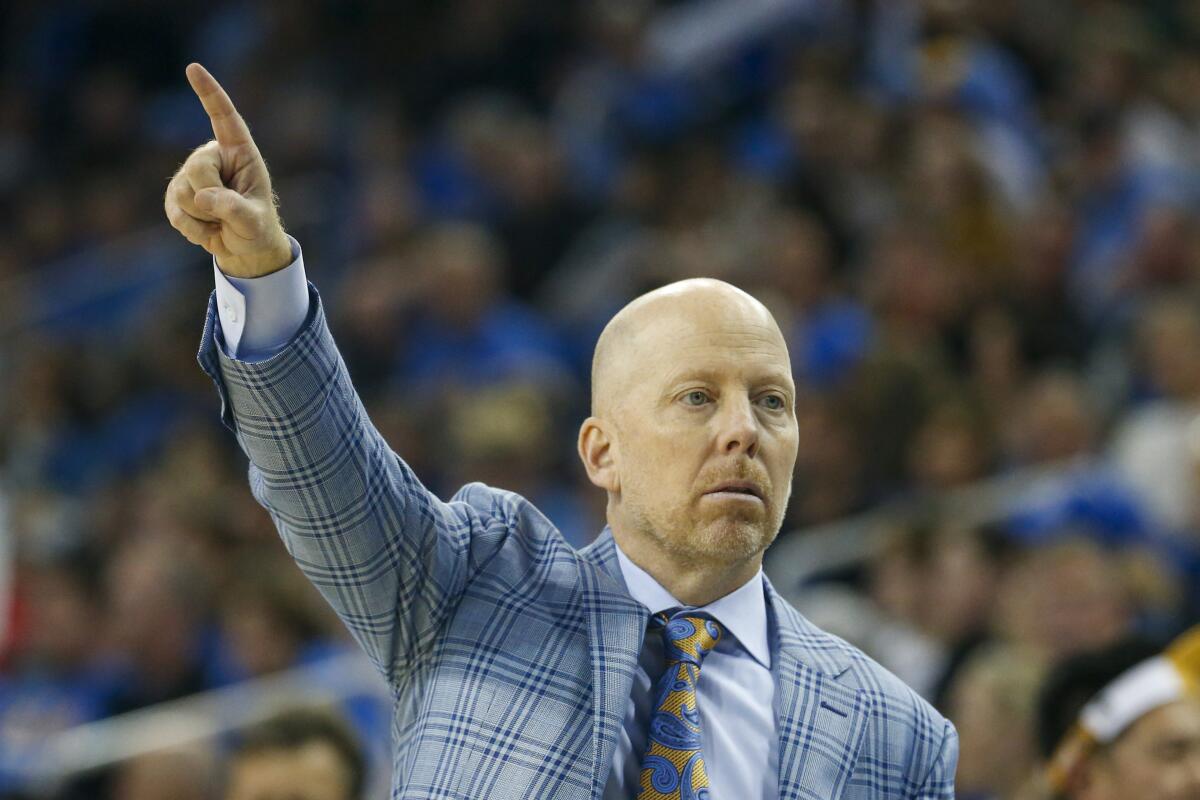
197, 257, 518, 689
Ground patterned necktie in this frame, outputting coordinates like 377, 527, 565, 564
636, 609, 724, 800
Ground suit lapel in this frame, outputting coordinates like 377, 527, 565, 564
577, 530, 648, 798
767, 579, 873, 800
573, 539, 874, 799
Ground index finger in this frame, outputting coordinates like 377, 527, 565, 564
186, 63, 254, 148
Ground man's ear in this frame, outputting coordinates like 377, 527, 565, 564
578, 416, 619, 493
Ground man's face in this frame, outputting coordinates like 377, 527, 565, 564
1083, 698, 1200, 800
225, 743, 352, 800
606, 292, 798, 569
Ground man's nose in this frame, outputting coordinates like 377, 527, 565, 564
716, 396, 759, 457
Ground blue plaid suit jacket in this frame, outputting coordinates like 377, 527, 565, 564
198, 285, 958, 799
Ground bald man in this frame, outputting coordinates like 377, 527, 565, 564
168, 64, 957, 799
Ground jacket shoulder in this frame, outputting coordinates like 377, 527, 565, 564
447, 482, 583, 592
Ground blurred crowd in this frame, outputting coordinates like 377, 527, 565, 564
3, 0, 1200, 797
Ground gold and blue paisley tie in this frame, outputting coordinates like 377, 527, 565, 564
636, 610, 723, 800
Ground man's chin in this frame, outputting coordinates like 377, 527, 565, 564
687, 518, 775, 563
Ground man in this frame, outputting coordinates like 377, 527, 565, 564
166, 62, 957, 799
1036, 628, 1200, 800
226, 708, 366, 800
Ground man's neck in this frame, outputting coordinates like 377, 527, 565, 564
610, 528, 762, 607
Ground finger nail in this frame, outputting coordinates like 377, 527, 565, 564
195, 191, 214, 211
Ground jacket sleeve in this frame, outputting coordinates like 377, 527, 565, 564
914, 718, 959, 799
197, 283, 515, 689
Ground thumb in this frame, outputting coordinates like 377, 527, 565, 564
194, 187, 259, 235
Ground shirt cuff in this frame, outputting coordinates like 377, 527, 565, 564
213, 236, 309, 362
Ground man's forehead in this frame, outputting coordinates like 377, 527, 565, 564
626, 312, 794, 397
1142, 698, 1200, 736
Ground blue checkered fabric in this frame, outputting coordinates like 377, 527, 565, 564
197, 285, 958, 799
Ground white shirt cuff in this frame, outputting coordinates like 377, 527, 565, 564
213, 236, 309, 362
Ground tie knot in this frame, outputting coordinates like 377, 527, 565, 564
653, 609, 723, 666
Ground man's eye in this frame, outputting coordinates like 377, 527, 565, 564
1153, 740, 1192, 763
759, 394, 785, 410
683, 390, 710, 406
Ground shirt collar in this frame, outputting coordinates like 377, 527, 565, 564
613, 539, 771, 669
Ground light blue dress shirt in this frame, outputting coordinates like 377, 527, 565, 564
212, 239, 780, 798
606, 544, 778, 799
211, 237, 309, 362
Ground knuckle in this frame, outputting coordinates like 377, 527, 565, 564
186, 143, 218, 168
245, 205, 266, 230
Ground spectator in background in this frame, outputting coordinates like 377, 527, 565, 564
1034, 629, 1200, 800
329, 240, 425, 402
860, 517, 1014, 704
102, 536, 211, 715
758, 209, 873, 393
443, 380, 596, 547
0, 554, 121, 790
1000, 370, 1157, 560
213, 556, 329, 683
1007, 371, 1098, 467
946, 643, 1045, 800
393, 223, 573, 393
995, 538, 1133, 666
965, 306, 1027, 442
786, 392, 865, 527
922, 522, 1015, 703
225, 708, 366, 800
111, 745, 218, 800
841, 224, 961, 494
1002, 200, 1089, 368
1111, 296, 1200, 533
906, 397, 994, 492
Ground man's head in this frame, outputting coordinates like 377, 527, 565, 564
1077, 700, 1200, 800
225, 708, 366, 800
578, 279, 798, 588
1038, 639, 1200, 800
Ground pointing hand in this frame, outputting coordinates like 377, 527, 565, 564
164, 63, 292, 278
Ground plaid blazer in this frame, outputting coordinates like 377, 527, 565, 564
198, 286, 957, 799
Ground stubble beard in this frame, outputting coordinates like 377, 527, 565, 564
624, 490, 780, 571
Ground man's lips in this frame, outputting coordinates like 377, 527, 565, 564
704, 480, 765, 501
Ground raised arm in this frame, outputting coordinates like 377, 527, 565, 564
166, 64, 514, 688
